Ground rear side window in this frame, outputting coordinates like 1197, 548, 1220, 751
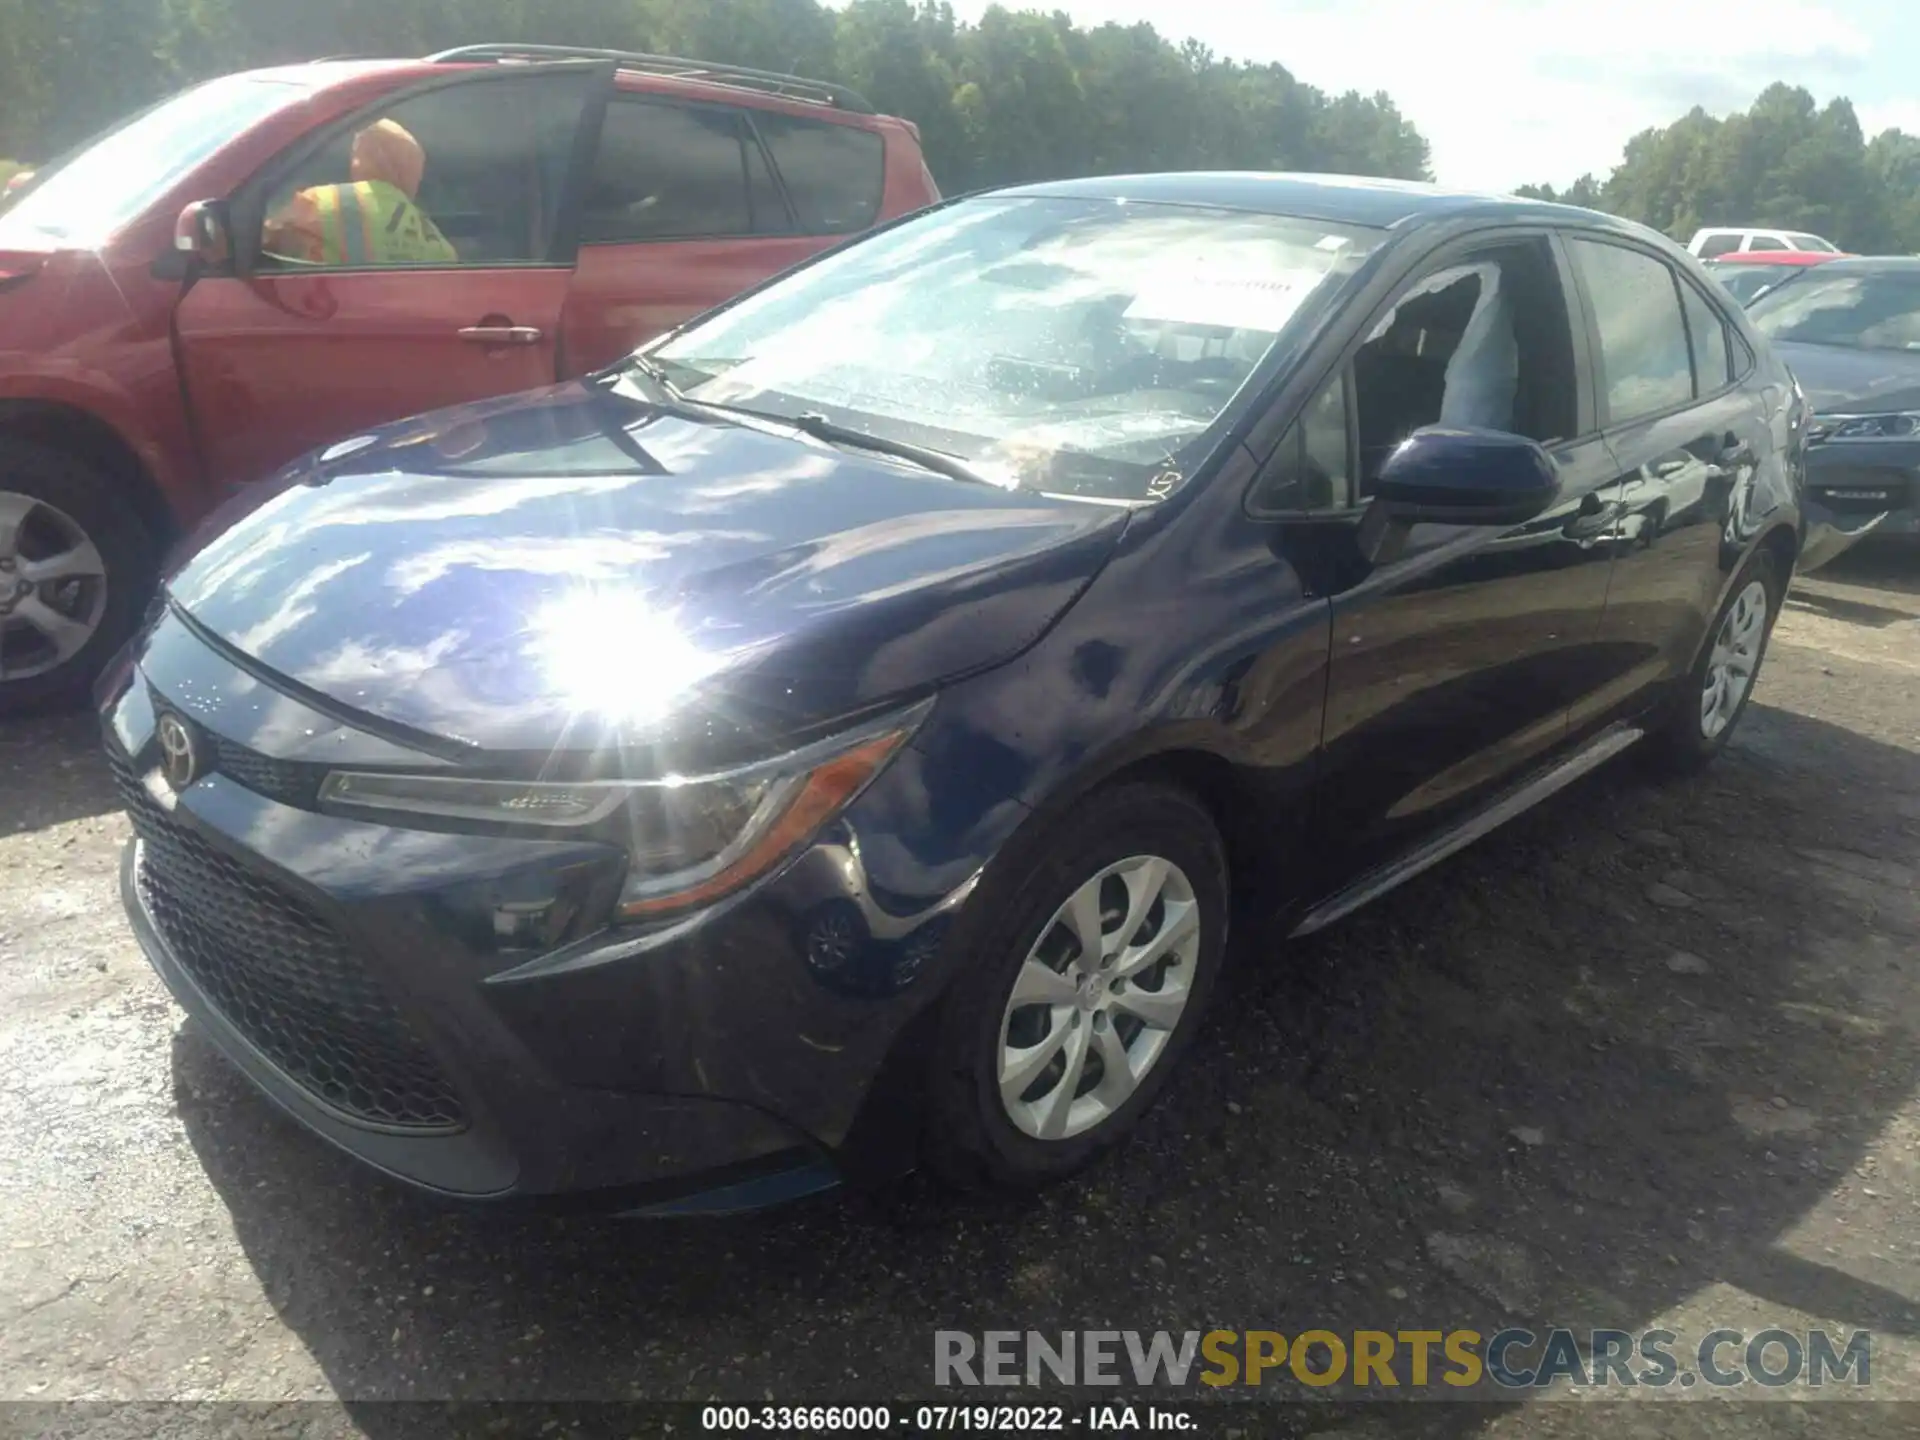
1569, 238, 1694, 425
751, 112, 885, 234
582, 100, 759, 242
1697, 234, 1741, 259
1680, 279, 1734, 393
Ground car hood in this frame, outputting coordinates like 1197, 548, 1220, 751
164, 381, 1131, 764
1776, 340, 1920, 414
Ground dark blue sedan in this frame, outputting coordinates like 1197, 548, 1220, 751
102, 173, 1809, 1211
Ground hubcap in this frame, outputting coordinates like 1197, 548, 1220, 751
0, 490, 108, 682
997, 855, 1201, 1141
1700, 578, 1769, 740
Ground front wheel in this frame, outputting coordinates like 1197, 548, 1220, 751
0, 438, 156, 713
1648, 546, 1783, 773
923, 782, 1229, 1192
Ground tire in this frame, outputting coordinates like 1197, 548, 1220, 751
0, 438, 157, 714
923, 781, 1230, 1193
1647, 546, 1783, 774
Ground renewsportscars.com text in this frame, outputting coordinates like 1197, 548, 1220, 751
934, 1328, 1872, 1391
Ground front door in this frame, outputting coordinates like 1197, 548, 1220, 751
174, 67, 602, 488
1268, 232, 1622, 885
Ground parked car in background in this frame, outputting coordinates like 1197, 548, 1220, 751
1689, 226, 1841, 258
0, 44, 938, 710
1706, 249, 1844, 306
102, 174, 1807, 1210
2, 169, 32, 198
1749, 255, 1920, 562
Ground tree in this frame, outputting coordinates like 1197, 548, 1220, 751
1515, 83, 1920, 252
2, 0, 1432, 199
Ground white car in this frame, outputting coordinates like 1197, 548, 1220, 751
1688, 226, 1840, 258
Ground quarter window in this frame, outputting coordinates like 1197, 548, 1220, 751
582, 100, 757, 242
1568, 239, 1694, 425
1250, 374, 1352, 513
750, 111, 885, 234
1680, 279, 1734, 394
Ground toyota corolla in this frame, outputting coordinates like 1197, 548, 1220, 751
102, 174, 1807, 1212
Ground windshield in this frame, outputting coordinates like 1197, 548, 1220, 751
1749, 269, 1920, 351
1787, 233, 1838, 253
0, 77, 302, 248
646, 196, 1383, 503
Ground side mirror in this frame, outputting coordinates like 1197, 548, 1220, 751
1373, 425, 1560, 527
172, 199, 232, 270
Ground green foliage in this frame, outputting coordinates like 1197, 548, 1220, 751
0, 0, 1431, 190
1518, 83, 1920, 253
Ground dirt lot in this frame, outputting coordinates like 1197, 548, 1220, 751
2, 546, 1917, 1438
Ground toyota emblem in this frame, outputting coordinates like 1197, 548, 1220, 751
155, 713, 201, 791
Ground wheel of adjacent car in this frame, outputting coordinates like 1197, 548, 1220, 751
1650, 545, 1783, 772
0, 438, 156, 713
923, 781, 1229, 1192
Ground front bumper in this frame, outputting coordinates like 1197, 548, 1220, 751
1799, 447, 1919, 570
104, 612, 1001, 1208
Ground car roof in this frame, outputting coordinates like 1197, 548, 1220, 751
242, 56, 890, 125
993, 171, 1642, 233
1707, 251, 1841, 266
1794, 255, 1920, 276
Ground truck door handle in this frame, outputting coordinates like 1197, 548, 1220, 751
458, 325, 544, 346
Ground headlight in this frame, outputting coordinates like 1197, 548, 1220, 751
318, 701, 929, 921
1809, 411, 1920, 442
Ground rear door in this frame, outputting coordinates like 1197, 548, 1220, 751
1562, 235, 1772, 737
559, 97, 891, 372
174, 65, 606, 489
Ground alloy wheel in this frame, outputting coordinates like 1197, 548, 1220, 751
1700, 578, 1769, 741
997, 854, 1202, 1141
0, 489, 109, 682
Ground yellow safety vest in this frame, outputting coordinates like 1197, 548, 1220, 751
310, 180, 458, 266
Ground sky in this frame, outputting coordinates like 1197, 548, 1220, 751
936, 0, 1920, 192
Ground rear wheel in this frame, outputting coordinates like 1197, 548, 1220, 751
1649, 547, 1782, 773
924, 782, 1229, 1192
0, 439, 156, 713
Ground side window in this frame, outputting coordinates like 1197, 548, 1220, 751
258, 73, 590, 269
1680, 279, 1733, 395
1567, 239, 1693, 425
1347, 238, 1577, 495
581, 100, 754, 242
1249, 373, 1352, 514
1698, 234, 1741, 259
1747, 235, 1788, 252
751, 111, 885, 234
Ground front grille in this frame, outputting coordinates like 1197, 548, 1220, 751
111, 751, 467, 1132
207, 735, 322, 809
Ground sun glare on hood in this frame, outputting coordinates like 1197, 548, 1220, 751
530, 587, 725, 726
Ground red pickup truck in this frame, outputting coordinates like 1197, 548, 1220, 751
0, 45, 939, 709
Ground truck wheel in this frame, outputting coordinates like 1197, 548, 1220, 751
0, 438, 156, 713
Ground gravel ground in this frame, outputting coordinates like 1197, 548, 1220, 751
1, 545, 1917, 1439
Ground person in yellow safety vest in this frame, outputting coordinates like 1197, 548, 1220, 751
262, 119, 458, 267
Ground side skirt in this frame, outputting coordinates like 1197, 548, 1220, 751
1288, 721, 1645, 939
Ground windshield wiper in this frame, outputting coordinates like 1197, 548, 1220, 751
782, 411, 997, 488
618, 351, 686, 400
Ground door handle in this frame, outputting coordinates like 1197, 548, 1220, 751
458, 325, 544, 346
